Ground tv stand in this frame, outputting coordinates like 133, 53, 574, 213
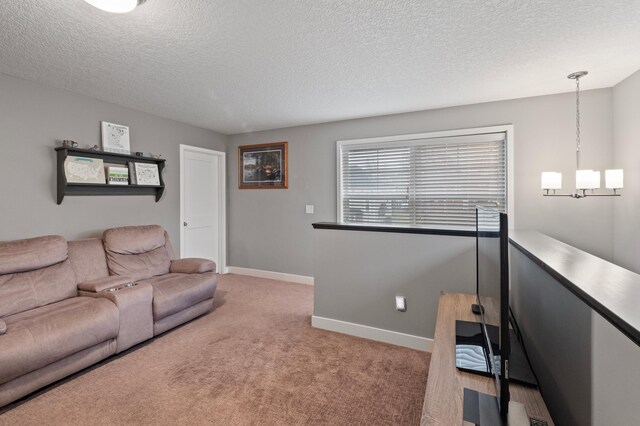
420, 293, 553, 425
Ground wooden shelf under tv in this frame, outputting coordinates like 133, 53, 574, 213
420, 293, 554, 425
55, 147, 166, 204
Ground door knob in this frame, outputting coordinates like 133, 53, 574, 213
183, 222, 188, 226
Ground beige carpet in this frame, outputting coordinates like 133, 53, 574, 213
0, 274, 429, 425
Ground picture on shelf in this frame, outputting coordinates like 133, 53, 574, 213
106, 166, 129, 185
64, 156, 106, 184
238, 141, 288, 189
101, 121, 131, 155
128, 162, 137, 185
134, 163, 160, 186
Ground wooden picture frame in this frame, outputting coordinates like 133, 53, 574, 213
238, 142, 288, 189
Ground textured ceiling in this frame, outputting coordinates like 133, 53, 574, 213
1, 1, 639, 134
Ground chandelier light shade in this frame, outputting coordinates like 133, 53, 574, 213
541, 172, 562, 190
541, 71, 623, 198
574, 170, 590, 190
83, 0, 146, 13
576, 170, 600, 190
605, 169, 624, 189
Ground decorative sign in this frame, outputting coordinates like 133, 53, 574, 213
101, 121, 131, 155
107, 166, 129, 185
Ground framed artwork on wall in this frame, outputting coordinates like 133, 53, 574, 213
64, 156, 106, 184
134, 162, 161, 186
101, 121, 131, 155
238, 141, 288, 189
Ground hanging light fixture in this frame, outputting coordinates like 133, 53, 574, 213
83, 0, 146, 14
541, 71, 623, 198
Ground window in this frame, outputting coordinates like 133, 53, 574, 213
337, 127, 511, 230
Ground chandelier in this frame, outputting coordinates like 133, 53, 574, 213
541, 71, 623, 198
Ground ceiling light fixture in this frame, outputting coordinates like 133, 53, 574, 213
541, 71, 623, 198
83, 0, 146, 14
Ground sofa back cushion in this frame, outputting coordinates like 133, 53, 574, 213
68, 238, 110, 283
0, 236, 77, 318
103, 225, 171, 280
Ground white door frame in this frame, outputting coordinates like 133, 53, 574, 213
179, 144, 227, 274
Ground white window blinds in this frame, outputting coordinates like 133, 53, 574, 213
339, 132, 507, 230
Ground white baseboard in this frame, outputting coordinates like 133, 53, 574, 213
227, 266, 314, 285
311, 315, 433, 352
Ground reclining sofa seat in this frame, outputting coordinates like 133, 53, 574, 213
101, 225, 217, 336
70, 237, 155, 354
0, 226, 216, 408
0, 236, 119, 407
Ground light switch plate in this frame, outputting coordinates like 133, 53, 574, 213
305, 204, 314, 214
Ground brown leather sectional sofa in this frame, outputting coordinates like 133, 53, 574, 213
0, 225, 217, 407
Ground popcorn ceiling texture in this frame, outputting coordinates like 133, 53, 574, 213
0, 0, 639, 134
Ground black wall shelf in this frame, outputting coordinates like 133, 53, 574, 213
55, 147, 166, 204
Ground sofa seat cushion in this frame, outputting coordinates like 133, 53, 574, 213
169, 258, 216, 274
0, 297, 119, 385
138, 273, 216, 321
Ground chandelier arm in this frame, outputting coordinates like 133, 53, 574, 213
542, 192, 620, 198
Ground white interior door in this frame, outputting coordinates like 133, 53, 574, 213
180, 145, 226, 273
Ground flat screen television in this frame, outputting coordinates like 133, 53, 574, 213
455, 206, 510, 422
476, 206, 510, 417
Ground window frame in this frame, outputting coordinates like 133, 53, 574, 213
336, 125, 515, 230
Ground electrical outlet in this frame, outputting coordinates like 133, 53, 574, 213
305, 204, 314, 214
395, 296, 407, 312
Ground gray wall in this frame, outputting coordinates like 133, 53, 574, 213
612, 70, 640, 274
0, 73, 227, 245
592, 310, 640, 426
314, 229, 475, 339
228, 89, 614, 277
510, 245, 640, 426
510, 247, 592, 426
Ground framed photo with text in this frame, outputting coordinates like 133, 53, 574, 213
238, 142, 288, 189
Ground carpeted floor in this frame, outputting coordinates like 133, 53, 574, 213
0, 274, 429, 425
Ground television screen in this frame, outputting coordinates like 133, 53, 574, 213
476, 206, 510, 417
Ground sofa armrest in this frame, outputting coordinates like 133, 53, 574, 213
0, 319, 6, 335
77, 275, 136, 293
78, 283, 154, 353
169, 258, 216, 274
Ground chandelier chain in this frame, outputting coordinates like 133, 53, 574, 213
576, 76, 581, 170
